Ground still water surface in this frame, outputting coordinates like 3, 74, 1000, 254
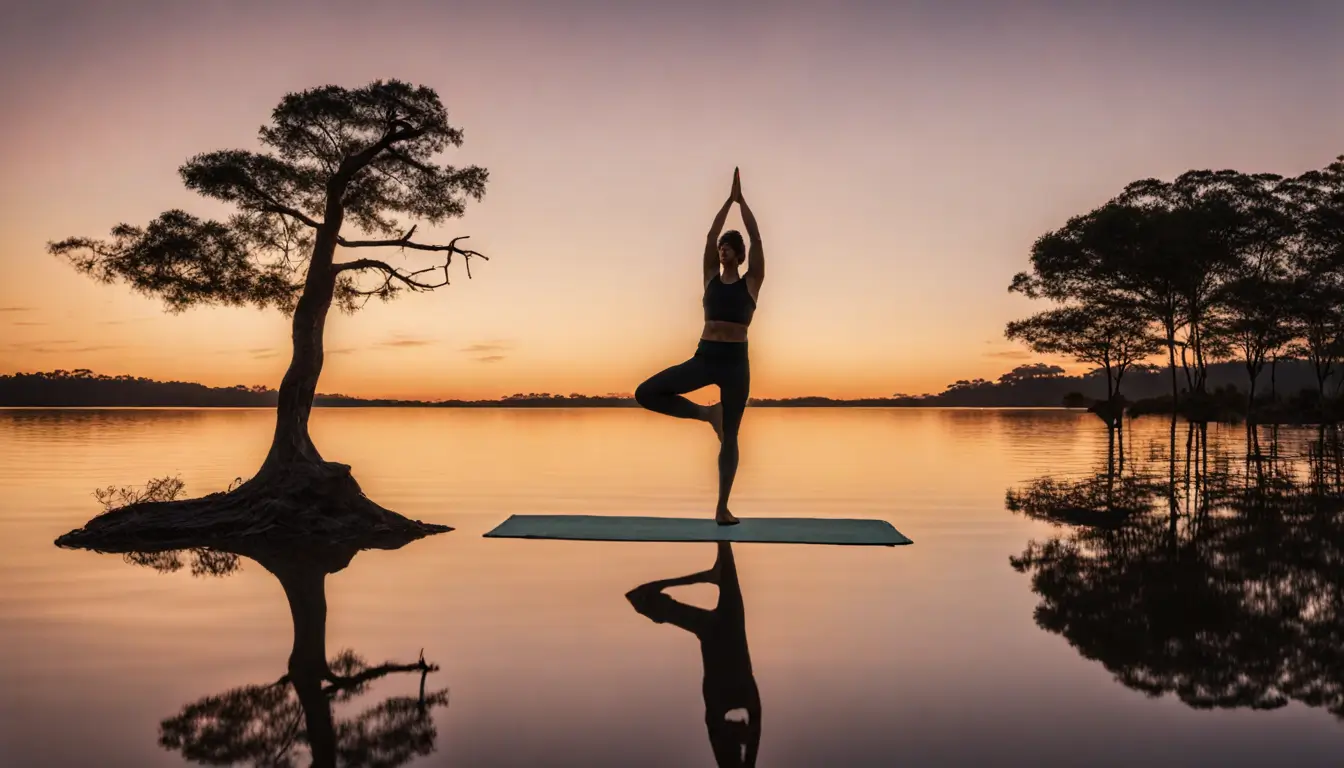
0, 408, 1340, 766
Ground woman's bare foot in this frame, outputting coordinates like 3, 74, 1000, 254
715, 507, 739, 526
706, 402, 724, 442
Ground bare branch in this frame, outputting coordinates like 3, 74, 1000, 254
322, 657, 439, 695
333, 235, 487, 306
335, 257, 438, 290
337, 232, 484, 257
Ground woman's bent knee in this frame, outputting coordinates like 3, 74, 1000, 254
634, 381, 657, 410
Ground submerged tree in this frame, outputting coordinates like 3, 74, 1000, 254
49, 80, 487, 546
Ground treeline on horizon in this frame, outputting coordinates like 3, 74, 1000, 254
0, 362, 1328, 409
1006, 158, 1344, 423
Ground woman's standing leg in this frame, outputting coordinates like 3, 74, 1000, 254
635, 357, 716, 421
714, 360, 750, 523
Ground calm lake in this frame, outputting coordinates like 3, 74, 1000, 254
1, 408, 1340, 767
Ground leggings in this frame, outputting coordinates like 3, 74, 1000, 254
634, 340, 750, 510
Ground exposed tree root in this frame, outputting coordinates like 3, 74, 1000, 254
54, 460, 450, 552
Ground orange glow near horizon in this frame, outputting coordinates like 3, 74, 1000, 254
3, 3, 1343, 400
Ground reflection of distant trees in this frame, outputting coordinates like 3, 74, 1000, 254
1008, 418, 1344, 718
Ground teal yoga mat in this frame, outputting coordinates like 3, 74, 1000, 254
483, 515, 912, 546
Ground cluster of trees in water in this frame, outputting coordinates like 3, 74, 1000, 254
1008, 159, 1344, 423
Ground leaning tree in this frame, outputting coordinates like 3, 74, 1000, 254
49, 80, 488, 547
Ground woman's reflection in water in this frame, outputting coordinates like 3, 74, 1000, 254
626, 541, 761, 767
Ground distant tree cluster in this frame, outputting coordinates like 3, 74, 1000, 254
0, 370, 276, 407
942, 363, 1069, 394
2, 365, 1329, 410
502, 392, 605, 401
1008, 160, 1344, 415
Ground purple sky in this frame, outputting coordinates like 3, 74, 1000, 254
2, 0, 1341, 398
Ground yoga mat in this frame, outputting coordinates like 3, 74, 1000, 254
483, 515, 912, 546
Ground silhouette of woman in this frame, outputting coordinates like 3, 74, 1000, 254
635, 168, 765, 525
626, 542, 762, 767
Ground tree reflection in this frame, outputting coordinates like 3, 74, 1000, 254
1007, 423, 1159, 528
89, 532, 449, 766
1009, 417, 1344, 718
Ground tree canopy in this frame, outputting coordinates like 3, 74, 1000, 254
1006, 303, 1159, 399
49, 80, 489, 315
1008, 160, 1344, 413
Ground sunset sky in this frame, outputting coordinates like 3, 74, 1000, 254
2, 0, 1342, 400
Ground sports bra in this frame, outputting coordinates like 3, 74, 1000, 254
703, 275, 756, 325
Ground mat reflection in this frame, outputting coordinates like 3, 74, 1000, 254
626, 541, 761, 767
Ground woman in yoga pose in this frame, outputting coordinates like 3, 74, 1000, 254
634, 168, 765, 525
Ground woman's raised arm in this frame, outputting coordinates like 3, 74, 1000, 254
704, 195, 734, 285
738, 176, 765, 288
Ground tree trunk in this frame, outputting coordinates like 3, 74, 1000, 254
1104, 422, 1116, 507
1184, 421, 1194, 513
1246, 359, 1258, 421
1117, 419, 1125, 477
1167, 415, 1178, 534
1181, 344, 1194, 395
1191, 315, 1206, 394
1166, 319, 1179, 406
1200, 422, 1209, 515
1271, 355, 1278, 402
260, 225, 342, 478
